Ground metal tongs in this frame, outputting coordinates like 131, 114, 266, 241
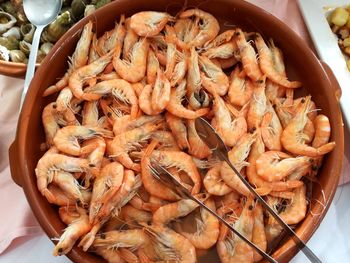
194, 117, 321, 263
149, 162, 278, 263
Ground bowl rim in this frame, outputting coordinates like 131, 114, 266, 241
12, 0, 345, 262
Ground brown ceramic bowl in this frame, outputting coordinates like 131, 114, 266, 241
0, 60, 38, 78
9, 0, 344, 262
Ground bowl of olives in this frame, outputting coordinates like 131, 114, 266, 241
0, 0, 111, 78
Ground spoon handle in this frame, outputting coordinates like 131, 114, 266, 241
20, 25, 45, 110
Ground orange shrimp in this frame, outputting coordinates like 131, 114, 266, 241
281, 96, 336, 157
234, 28, 263, 81
187, 119, 212, 159
255, 34, 302, 88
256, 151, 311, 182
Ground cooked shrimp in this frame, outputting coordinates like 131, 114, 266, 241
123, 18, 139, 59
176, 198, 220, 249
109, 122, 162, 171
166, 79, 210, 119
93, 229, 150, 250
204, 164, 232, 196
146, 48, 159, 85
150, 150, 202, 194
35, 153, 91, 201
52, 171, 84, 203
235, 28, 263, 81
221, 133, 256, 196
113, 39, 149, 83
82, 101, 99, 126
252, 203, 267, 262
42, 102, 66, 146
69, 50, 113, 100
97, 16, 126, 57
89, 162, 124, 223
151, 69, 171, 112
186, 47, 202, 109
139, 84, 162, 115
153, 199, 199, 225
261, 101, 282, 151
56, 87, 73, 112
199, 55, 229, 96
121, 204, 153, 225
255, 34, 302, 88
165, 112, 189, 151
247, 78, 267, 131
246, 130, 303, 193
180, 9, 220, 48
94, 247, 125, 263
270, 184, 307, 225
310, 114, 332, 176
143, 224, 197, 263
114, 114, 163, 136
151, 130, 180, 151
80, 171, 139, 251
281, 96, 336, 157
43, 21, 94, 97
53, 207, 91, 256
85, 79, 139, 119
130, 11, 172, 37
212, 93, 247, 147
170, 54, 187, 87
256, 151, 311, 182
228, 66, 253, 107
217, 197, 254, 263
187, 119, 212, 159
46, 185, 91, 206
53, 125, 112, 156
203, 30, 235, 50
141, 142, 181, 201
202, 40, 238, 59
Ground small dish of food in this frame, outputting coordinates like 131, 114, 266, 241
298, 0, 350, 131
0, 0, 112, 78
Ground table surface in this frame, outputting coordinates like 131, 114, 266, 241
1, 182, 349, 263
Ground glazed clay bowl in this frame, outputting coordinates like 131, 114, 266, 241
9, 0, 344, 262
0, 60, 36, 78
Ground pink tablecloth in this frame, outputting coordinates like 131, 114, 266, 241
0, 0, 349, 255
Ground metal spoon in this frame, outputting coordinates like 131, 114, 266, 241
20, 0, 62, 108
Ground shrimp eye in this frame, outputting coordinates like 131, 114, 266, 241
249, 127, 256, 133
301, 98, 305, 103
312, 165, 318, 171
100, 233, 106, 239
58, 248, 63, 254
308, 158, 314, 163
76, 199, 82, 206
257, 79, 264, 84
234, 31, 240, 36
89, 163, 96, 167
107, 112, 112, 117
248, 205, 254, 210
52, 103, 57, 109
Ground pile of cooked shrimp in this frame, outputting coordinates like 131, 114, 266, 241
35, 8, 336, 263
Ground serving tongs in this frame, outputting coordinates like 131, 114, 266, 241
148, 162, 278, 263
194, 117, 321, 263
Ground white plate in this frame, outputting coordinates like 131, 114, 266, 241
298, 0, 350, 130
